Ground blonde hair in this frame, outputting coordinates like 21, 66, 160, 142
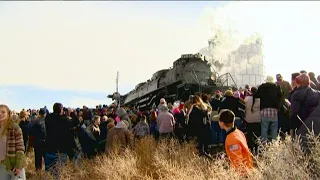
19, 110, 28, 120
192, 95, 207, 111
0, 104, 14, 136
92, 115, 101, 123
224, 90, 234, 97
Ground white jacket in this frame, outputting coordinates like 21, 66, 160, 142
244, 96, 261, 123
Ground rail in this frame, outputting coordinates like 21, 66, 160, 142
217, 73, 237, 88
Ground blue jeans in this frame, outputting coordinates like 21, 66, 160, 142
211, 121, 225, 144
0, 164, 11, 180
261, 116, 278, 143
234, 117, 242, 130
45, 152, 67, 179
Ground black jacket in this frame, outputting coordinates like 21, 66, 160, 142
45, 113, 79, 153
219, 96, 245, 120
29, 117, 46, 145
256, 82, 282, 110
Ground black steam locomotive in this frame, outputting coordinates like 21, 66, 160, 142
109, 53, 235, 110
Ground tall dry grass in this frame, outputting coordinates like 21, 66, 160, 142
26, 135, 320, 180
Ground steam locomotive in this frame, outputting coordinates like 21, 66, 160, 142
109, 53, 235, 110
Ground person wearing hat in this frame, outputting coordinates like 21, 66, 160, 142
156, 105, 175, 139
276, 74, 292, 139
276, 74, 292, 100
214, 109, 253, 173
105, 121, 133, 154
255, 76, 282, 143
256, 76, 282, 142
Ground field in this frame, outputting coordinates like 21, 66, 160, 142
26, 135, 320, 180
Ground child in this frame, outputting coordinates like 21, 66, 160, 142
132, 115, 150, 139
215, 109, 253, 172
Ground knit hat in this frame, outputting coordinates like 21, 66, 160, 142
159, 105, 169, 112
265, 76, 274, 83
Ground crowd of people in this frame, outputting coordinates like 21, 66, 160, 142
0, 71, 320, 179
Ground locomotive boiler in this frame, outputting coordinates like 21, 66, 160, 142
109, 53, 235, 110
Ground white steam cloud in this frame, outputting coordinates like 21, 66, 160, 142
200, 2, 320, 83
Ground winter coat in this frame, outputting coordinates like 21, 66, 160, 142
290, 86, 320, 131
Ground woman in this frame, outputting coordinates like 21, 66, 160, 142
87, 116, 101, 141
244, 87, 261, 152
18, 110, 29, 152
187, 95, 212, 155
0, 104, 25, 179
156, 105, 175, 139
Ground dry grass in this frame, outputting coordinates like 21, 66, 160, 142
26, 135, 320, 180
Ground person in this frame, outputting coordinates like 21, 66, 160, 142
18, 110, 29, 152
300, 70, 317, 89
106, 121, 133, 154
215, 109, 253, 173
210, 92, 224, 145
219, 90, 245, 131
244, 87, 261, 152
187, 95, 212, 155
290, 74, 320, 136
276, 74, 292, 139
132, 115, 150, 139
29, 108, 46, 171
116, 108, 132, 129
173, 103, 186, 143
157, 105, 175, 139
0, 104, 26, 180
256, 76, 282, 143
78, 119, 98, 159
44, 103, 79, 177
87, 116, 101, 140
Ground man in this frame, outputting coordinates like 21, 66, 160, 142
256, 76, 282, 143
45, 103, 79, 177
82, 106, 92, 127
276, 74, 292, 138
29, 108, 46, 171
276, 74, 292, 99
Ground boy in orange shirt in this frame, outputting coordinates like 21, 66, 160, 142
215, 109, 253, 172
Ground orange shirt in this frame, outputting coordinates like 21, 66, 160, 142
225, 127, 253, 173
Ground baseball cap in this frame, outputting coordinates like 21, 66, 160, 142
212, 109, 235, 123
276, 74, 282, 79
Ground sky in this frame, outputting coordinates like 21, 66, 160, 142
0, 1, 319, 111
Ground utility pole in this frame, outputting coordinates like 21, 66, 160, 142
116, 71, 120, 109
116, 71, 119, 93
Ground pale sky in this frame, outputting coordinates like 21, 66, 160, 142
0, 1, 319, 111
